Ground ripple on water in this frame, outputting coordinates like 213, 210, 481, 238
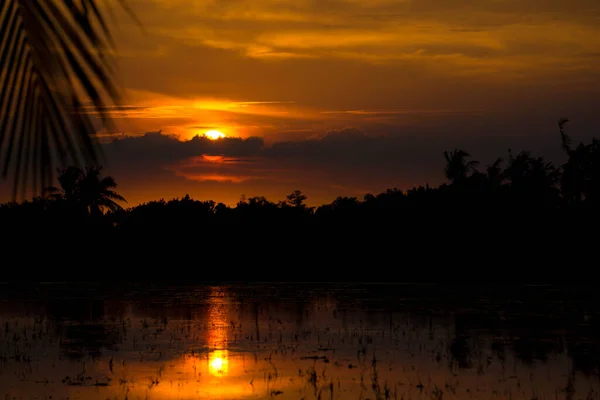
0, 283, 599, 399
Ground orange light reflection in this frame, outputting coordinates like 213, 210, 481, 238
206, 287, 230, 377
202, 155, 225, 163
208, 349, 229, 376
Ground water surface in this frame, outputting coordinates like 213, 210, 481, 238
0, 283, 598, 399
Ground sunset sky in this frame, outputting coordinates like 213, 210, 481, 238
7, 0, 600, 206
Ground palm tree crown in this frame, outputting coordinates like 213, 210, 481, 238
443, 149, 479, 184
44, 165, 126, 216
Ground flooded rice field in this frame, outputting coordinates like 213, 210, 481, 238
0, 283, 598, 400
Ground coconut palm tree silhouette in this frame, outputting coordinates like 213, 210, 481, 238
44, 165, 126, 217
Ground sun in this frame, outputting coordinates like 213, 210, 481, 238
204, 130, 226, 140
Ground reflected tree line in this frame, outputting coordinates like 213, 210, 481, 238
3, 284, 598, 380
334, 284, 600, 377
2, 120, 600, 231
448, 308, 600, 380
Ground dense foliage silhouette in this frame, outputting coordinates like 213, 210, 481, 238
1, 120, 598, 278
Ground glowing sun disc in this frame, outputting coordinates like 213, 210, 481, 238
205, 130, 225, 140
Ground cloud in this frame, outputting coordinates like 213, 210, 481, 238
83, 105, 151, 112
321, 109, 483, 116
118, 0, 600, 78
106, 0, 600, 126
103, 131, 265, 167
98, 125, 580, 206
97, 0, 600, 157
58, 0, 600, 208
171, 155, 272, 184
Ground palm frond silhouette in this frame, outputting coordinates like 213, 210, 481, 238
0, 1, 136, 199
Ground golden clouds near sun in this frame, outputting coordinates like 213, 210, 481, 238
205, 130, 226, 140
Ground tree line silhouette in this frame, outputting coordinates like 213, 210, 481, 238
0, 3, 593, 278
2, 119, 598, 278
2, 119, 599, 228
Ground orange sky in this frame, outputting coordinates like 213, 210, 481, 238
4, 0, 600, 206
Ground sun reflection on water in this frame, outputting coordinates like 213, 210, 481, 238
207, 288, 230, 377
1, 285, 599, 400
208, 349, 229, 376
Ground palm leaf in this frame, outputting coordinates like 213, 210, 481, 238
102, 189, 126, 202
0, 0, 134, 199
558, 118, 571, 154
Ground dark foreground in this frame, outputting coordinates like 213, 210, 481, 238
0, 282, 599, 399
10, 212, 599, 281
